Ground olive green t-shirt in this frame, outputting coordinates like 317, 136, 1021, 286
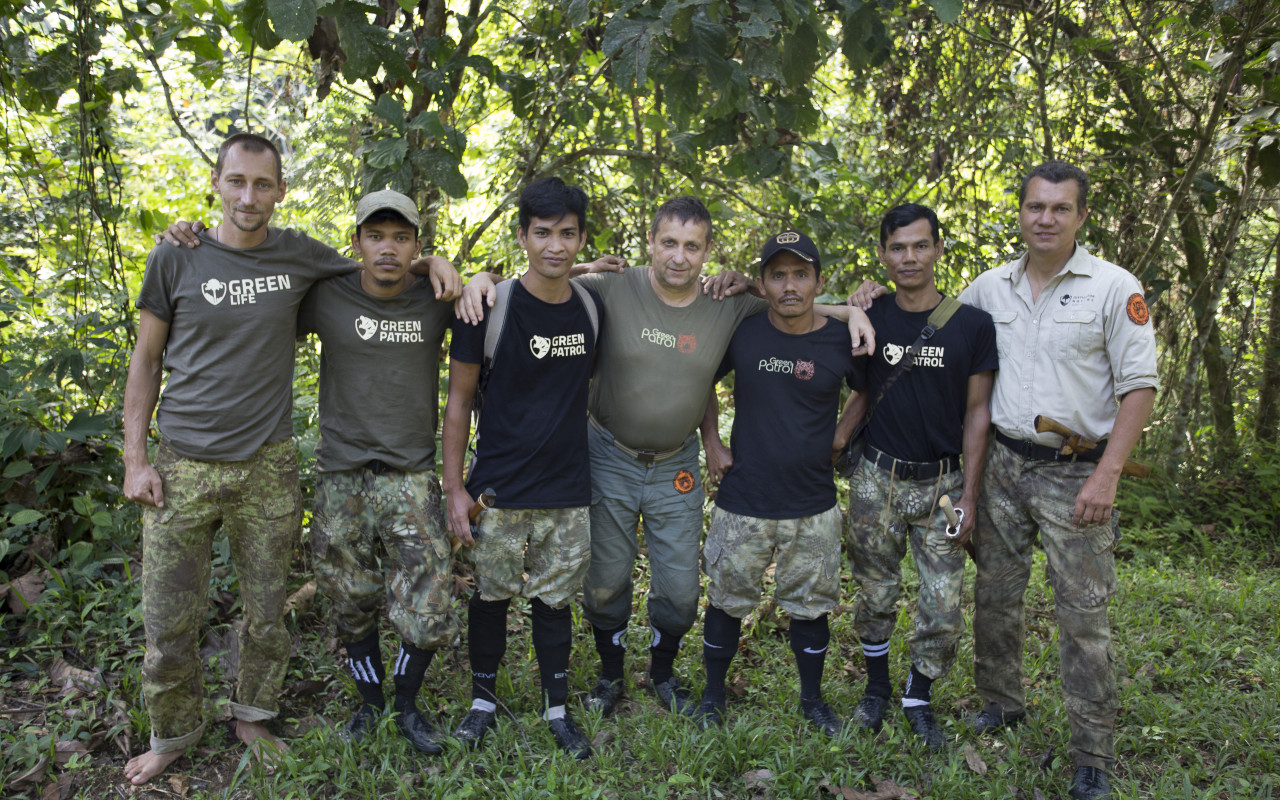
576, 267, 766, 451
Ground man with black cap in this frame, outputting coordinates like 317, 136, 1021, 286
695, 230, 865, 734
845, 203, 997, 750
297, 189, 457, 754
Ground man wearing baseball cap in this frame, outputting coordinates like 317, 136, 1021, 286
694, 230, 865, 734
845, 204, 996, 750
297, 188, 457, 754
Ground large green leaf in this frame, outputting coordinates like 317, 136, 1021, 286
927, 0, 963, 24
365, 137, 409, 170
602, 16, 656, 92
266, 0, 321, 41
781, 20, 819, 88
411, 148, 468, 198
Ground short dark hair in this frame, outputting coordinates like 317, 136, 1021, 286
518, 177, 588, 233
356, 209, 418, 239
1020, 160, 1089, 210
214, 133, 283, 184
650, 196, 713, 243
879, 203, 940, 246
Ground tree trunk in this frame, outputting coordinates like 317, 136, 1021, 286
1257, 226, 1280, 444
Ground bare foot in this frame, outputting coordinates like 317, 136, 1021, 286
234, 720, 288, 769
124, 749, 182, 785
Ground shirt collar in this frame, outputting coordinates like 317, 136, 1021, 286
1006, 242, 1094, 284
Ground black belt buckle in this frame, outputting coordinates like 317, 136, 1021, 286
634, 450, 657, 464
899, 462, 920, 481
365, 459, 392, 475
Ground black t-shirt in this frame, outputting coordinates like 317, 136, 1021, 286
449, 280, 603, 509
863, 293, 998, 462
714, 314, 866, 519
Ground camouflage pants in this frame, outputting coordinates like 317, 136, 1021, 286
141, 439, 300, 753
704, 505, 842, 621
472, 506, 590, 608
311, 469, 457, 650
846, 455, 966, 679
973, 439, 1119, 770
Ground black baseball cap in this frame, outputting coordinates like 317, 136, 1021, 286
759, 230, 821, 273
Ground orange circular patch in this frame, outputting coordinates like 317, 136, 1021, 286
673, 469, 695, 494
1126, 293, 1150, 325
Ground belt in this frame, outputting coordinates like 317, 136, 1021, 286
995, 430, 1106, 463
363, 459, 400, 475
589, 415, 687, 464
862, 444, 959, 481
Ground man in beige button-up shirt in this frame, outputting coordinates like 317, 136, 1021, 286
958, 161, 1157, 800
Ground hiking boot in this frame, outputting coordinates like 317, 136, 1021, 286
338, 704, 380, 743
850, 693, 890, 733
692, 697, 725, 730
801, 699, 844, 737
547, 715, 592, 759
1069, 766, 1111, 800
651, 676, 694, 714
454, 708, 496, 748
395, 708, 444, 755
903, 705, 945, 751
584, 678, 624, 716
971, 705, 1025, 735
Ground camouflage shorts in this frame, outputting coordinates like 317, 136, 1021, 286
846, 455, 967, 679
141, 438, 300, 752
973, 438, 1119, 769
704, 505, 842, 621
311, 469, 458, 650
471, 506, 590, 608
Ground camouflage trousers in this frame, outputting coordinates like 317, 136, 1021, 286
973, 439, 1119, 770
704, 505, 842, 621
846, 455, 966, 679
141, 439, 301, 753
471, 506, 591, 608
311, 469, 458, 650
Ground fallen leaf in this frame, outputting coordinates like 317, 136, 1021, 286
41, 774, 74, 800
168, 774, 190, 795
743, 768, 773, 794
591, 729, 615, 749
6, 570, 48, 614
823, 778, 921, 800
52, 740, 88, 766
1033, 790, 1047, 800
48, 659, 103, 696
11, 755, 49, 785
284, 580, 316, 615
962, 743, 988, 775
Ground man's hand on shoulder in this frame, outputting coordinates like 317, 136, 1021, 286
701, 270, 759, 300
455, 272, 499, 325
155, 220, 206, 248
570, 254, 628, 277
412, 255, 462, 301
850, 279, 888, 310
847, 304, 875, 356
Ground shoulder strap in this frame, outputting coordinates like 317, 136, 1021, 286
926, 295, 962, 331
482, 279, 515, 369
569, 281, 600, 344
863, 295, 963, 423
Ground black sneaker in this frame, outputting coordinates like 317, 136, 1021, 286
850, 693, 890, 733
395, 708, 444, 755
800, 700, 843, 737
651, 676, 694, 714
692, 697, 725, 730
902, 705, 945, 751
454, 708, 496, 748
338, 704, 380, 743
971, 705, 1025, 735
1069, 766, 1111, 800
584, 678, 624, 716
547, 715, 593, 759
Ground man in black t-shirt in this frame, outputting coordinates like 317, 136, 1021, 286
697, 231, 864, 735
846, 204, 997, 750
441, 177, 603, 759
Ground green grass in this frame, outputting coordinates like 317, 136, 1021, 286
3, 531, 1278, 799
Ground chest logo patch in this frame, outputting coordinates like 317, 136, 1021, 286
673, 469, 695, 494
882, 342, 905, 366
201, 278, 227, 306
677, 334, 697, 354
1126, 293, 1150, 325
529, 335, 551, 359
354, 316, 377, 340
795, 359, 815, 380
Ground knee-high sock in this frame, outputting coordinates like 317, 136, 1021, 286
531, 598, 572, 710
701, 605, 741, 704
344, 631, 386, 710
468, 594, 510, 703
790, 615, 830, 703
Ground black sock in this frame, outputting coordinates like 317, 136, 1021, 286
343, 631, 386, 710
468, 594, 510, 703
531, 598, 572, 710
903, 664, 934, 706
790, 614, 830, 703
861, 637, 891, 698
392, 641, 435, 713
592, 622, 628, 683
701, 605, 740, 705
648, 625, 684, 685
